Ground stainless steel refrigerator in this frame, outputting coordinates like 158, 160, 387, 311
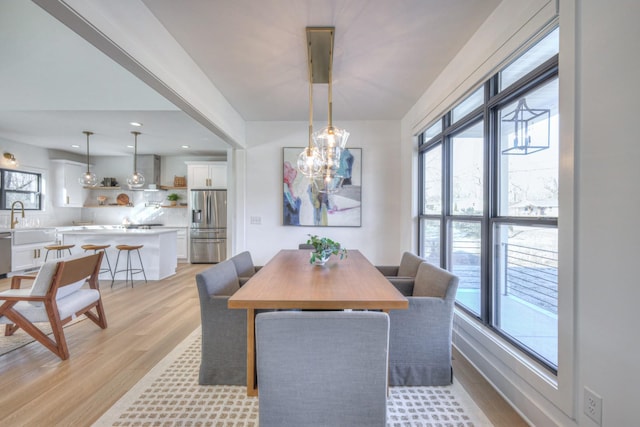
190, 189, 227, 263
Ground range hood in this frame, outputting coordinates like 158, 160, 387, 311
133, 154, 161, 190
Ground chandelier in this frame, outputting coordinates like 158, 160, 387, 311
297, 27, 349, 193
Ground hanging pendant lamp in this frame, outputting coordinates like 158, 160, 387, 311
306, 27, 349, 194
127, 131, 145, 188
79, 131, 98, 187
297, 35, 322, 177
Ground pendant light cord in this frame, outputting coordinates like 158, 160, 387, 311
307, 37, 314, 154
132, 131, 140, 173
83, 131, 93, 174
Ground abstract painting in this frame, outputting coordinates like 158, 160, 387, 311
283, 147, 362, 227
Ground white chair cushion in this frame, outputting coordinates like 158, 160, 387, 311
0, 289, 100, 324
29, 261, 59, 297
56, 280, 87, 299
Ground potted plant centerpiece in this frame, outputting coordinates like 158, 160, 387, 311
307, 234, 347, 265
167, 193, 180, 206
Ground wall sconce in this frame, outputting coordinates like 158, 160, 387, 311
3, 152, 17, 166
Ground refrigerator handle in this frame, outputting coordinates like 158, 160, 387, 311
206, 192, 212, 225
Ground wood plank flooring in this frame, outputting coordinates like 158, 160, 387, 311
0, 263, 527, 426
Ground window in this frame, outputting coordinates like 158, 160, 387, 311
1, 169, 42, 210
418, 28, 559, 371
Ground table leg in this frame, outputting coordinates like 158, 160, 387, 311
246, 308, 258, 396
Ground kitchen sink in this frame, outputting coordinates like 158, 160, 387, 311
12, 228, 56, 245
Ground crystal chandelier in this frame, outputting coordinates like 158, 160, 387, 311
297, 27, 349, 194
79, 131, 98, 187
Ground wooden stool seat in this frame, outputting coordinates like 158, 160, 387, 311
44, 244, 75, 251
44, 244, 75, 262
81, 244, 110, 251
82, 244, 113, 280
112, 245, 147, 288
116, 244, 144, 251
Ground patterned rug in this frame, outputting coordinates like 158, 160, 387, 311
93, 328, 493, 427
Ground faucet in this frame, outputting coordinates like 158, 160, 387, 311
10, 200, 25, 229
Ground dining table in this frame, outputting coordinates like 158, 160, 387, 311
228, 249, 409, 396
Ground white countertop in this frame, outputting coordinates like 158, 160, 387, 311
59, 228, 178, 236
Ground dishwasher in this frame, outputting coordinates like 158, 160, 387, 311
0, 232, 11, 278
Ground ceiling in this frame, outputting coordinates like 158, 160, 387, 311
0, 0, 502, 157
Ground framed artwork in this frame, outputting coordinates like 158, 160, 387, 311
283, 147, 362, 227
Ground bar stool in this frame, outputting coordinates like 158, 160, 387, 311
111, 244, 147, 288
44, 244, 75, 262
81, 244, 113, 280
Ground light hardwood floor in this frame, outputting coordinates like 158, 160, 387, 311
0, 263, 527, 426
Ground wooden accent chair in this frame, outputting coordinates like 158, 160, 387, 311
0, 252, 107, 360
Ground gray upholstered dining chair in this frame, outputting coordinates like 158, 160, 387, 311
195, 259, 246, 385
229, 251, 261, 286
256, 311, 389, 427
388, 261, 459, 386
375, 251, 425, 296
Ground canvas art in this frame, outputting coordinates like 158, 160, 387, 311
283, 147, 362, 227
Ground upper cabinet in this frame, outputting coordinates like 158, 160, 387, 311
186, 161, 227, 189
51, 160, 85, 207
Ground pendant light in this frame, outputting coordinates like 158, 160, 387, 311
127, 131, 145, 188
501, 97, 550, 155
79, 131, 98, 187
297, 35, 322, 177
303, 27, 350, 194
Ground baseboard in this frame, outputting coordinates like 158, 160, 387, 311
453, 311, 570, 427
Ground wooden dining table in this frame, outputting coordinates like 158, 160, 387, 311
228, 249, 409, 395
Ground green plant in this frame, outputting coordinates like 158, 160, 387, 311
306, 234, 347, 264
167, 193, 180, 202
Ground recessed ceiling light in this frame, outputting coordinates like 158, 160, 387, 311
127, 145, 134, 148
71, 144, 80, 148
130, 122, 143, 127
181, 145, 190, 149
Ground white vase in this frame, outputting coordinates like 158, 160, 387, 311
311, 252, 330, 266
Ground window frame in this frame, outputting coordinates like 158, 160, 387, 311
0, 168, 43, 211
418, 37, 559, 373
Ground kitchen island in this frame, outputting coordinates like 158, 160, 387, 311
60, 229, 177, 281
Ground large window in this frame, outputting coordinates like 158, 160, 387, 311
419, 29, 559, 371
1, 169, 42, 210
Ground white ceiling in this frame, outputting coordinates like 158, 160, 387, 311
0, 0, 502, 157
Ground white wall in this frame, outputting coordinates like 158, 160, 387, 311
401, 0, 640, 426
241, 120, 402, 265
575, 1, 640, 426
0, 139, 79, 228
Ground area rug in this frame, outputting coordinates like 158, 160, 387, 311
93, 327, 493, 427
0, 317, 86, 356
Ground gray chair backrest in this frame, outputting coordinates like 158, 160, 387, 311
397, 251, 425, 277
194, 259, 245, 385
195, 259, 240, 297
229, 251, 256, 278
412, 261, 459, 300
256, 311, 389, 427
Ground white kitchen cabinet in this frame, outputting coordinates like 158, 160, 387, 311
186, 162, 227, 189
12, 241, 55, 272
52, 160, 86, 207
176, 228, 188, 260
